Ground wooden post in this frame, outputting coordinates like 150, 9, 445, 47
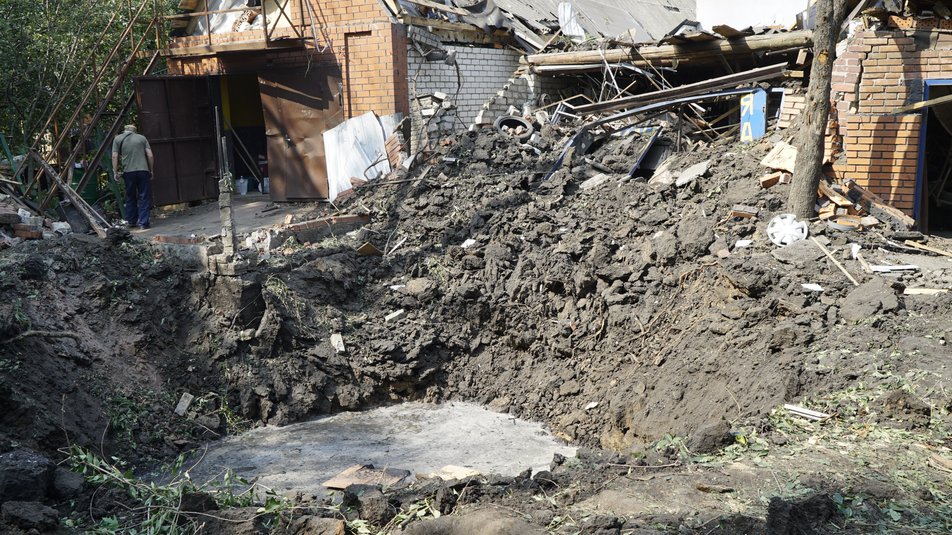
787, 0, 848, 218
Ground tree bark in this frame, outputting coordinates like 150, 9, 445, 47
788, 0, 848, 219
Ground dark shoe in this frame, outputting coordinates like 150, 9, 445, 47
139, 224, 151, 230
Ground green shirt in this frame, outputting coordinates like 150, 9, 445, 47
112, 132, 151, 173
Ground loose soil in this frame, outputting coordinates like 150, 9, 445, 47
1, 125, 951, 534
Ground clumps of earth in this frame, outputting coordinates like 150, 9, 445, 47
1, 123, 951, 534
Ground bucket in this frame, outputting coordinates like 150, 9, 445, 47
260, 176, 269, 194
235, 177, 248, 195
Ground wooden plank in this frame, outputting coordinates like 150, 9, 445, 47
760, 171, 785, 189
904, 240, 952, 258
813, 237, 860, 286
818, 181, 854, 207
323, 464, 410, 490
162, 37, 303, 58
895, 93, 952, 114
729, 204, 759, 219
712, 24, 752, 38
904, 288, 949, 295
31, 151, 110, 238
844, 179, 916, 228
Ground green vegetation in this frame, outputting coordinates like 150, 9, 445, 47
65, 445, 292, 534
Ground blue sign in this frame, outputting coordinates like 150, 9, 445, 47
740, 89, 767, 143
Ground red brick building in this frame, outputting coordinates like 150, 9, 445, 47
144, 0, 531, 205
831, 17, 952, 230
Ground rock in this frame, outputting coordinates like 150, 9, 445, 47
51, 467, 84, 500
579, 514, 624, 534
881, 389, 932, 430
404, 278, 439, 300
686, 420, 733, 454
180, 491, 220, 513
675, 208, 714, 259
645, 232, 678, 266
765, 494, 835, 535
402, 508, 546, 535
0, 450, 54, 503
1, 501, 58, 531
675, 160, 710, 187
345, 486, 391, 526
841, 279, 899, 323
289, 516, 346, 535
640, 206, 669, 226
770, 239, 824, 267
488, 396, 511, 413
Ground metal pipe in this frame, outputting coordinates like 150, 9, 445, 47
41, 20, 158, 207
73, 52, 161, 195
24, 0, 152, 195
13, 10, 121, 182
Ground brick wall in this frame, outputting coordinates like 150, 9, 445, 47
406, 26, 523, 149
167, 0, 409, 120
829, 29, 952, 216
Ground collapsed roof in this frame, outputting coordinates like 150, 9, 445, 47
393, 0, 697, 47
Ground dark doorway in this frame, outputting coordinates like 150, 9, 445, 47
220, 74, 267, 191
919, 84, 952, 232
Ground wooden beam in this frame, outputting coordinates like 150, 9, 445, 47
569, 63, 787, 116
162, 37, 304, 58
905, 240, 952, 258
31, 151, 110, 238
400, 15, 483, 34
405, 0, 470, 16
524, 30, 813, 67
895, 93, 952, 114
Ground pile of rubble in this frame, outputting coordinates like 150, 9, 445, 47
0, 197, 71, 248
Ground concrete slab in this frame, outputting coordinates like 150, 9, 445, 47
184, 402, 576, 495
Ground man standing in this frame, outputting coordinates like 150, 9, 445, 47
112, 124, 154, 229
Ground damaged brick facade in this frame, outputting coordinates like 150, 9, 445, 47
831, 28, 952, 217
166, 0, 410, 120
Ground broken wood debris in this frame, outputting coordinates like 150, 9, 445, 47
31, 151, 111, 238
759, 171, 790, 189
903, 288, 949, 295
904, 240, 952, 258
323, 464, 411, 490
812, 237, 860, 286
729, 204, 759, 219
524, 31, 813, 70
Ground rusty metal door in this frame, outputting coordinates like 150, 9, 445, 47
258, 66, 343, 201
135, 76, 218, 206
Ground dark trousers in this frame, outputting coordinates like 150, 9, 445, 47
122, 171, 152, 227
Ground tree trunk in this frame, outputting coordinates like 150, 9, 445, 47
787, 0, 848, 219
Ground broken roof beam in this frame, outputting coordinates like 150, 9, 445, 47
523, 30, 813, 69
570, 63, 788, 116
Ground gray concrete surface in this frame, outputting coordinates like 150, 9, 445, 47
184, 402, 576, 495
133, 193, 315, 239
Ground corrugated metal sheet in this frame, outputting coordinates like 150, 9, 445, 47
491, 0, 695, 42
259, 66, 344, 201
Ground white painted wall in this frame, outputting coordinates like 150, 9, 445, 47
696, 0, 809, 29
